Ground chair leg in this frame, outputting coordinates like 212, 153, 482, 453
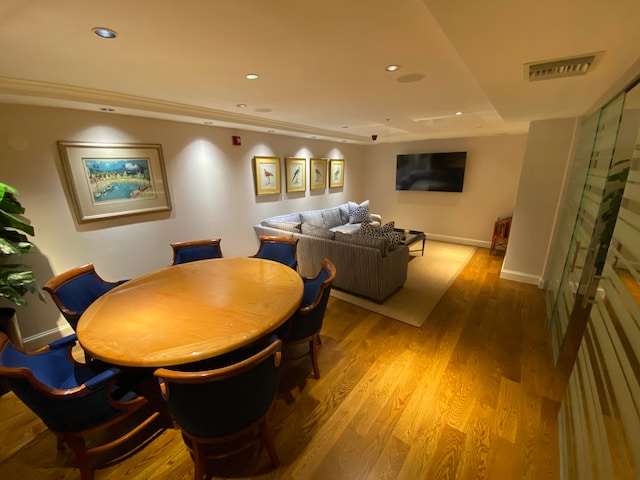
63, 434, 94, 480
260, 418, 280, 467
191, 438, 207, 480
310, 333, 320, 379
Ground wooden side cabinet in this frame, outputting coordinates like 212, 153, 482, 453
490, 216, 512, 255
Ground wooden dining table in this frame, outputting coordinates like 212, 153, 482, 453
76, 257, 303, 368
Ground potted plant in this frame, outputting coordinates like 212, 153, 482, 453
0, 182, 43, 348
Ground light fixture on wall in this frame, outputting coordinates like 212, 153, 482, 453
385, 65, 401, 72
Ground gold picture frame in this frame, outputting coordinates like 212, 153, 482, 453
253, 156, 281, 195
57, 141, 171, 223
285, 157, 306, 193
310, 158, 327, 190
329, 159, 345, 188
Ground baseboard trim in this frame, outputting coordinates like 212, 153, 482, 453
500, 268, 542, 286
426, 234, 490, 249
23, 324, 74, 349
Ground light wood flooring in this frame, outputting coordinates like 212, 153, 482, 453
0, 248, 562, 479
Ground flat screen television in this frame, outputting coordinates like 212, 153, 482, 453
395, 151, 467, 192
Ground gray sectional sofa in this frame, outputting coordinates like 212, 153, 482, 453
253, 202, 409, 302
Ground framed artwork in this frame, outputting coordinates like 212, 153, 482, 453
253, 156, 281, 195
329, 159, 345, 188
285, 157, 306, 193
57, 141, 171, 223
310, 158, 327, 190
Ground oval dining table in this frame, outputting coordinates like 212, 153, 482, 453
76, 257, 304, 368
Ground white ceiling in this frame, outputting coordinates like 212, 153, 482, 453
1, 0, 639, 144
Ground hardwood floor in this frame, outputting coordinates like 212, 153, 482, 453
0, 248, 561, 479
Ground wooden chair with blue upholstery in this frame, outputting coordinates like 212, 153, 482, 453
43, 263, 128, 331
279, 258, 336, 379
0, 332, 161, 480
251, 235, 299, 269
170, 238, 224, 265
154, 336, 283, 480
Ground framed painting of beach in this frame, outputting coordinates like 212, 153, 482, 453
57, 142, 171, 223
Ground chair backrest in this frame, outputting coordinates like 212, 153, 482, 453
154, 337, 282, 438
286, 258, 337, 340
252, 235, 299, 269
0, 332, 124, 433
301, 258, 337, 311
171, 238, 223, 265
43, 264, 126, 330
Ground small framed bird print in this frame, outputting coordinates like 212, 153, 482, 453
310, 158, 327, 191
285, 157, 306, 193
329, 159, 345, 188
254, 156, 281, 195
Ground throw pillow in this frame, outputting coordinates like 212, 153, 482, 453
386, 231, 403, 248
348, 200, 371, 224
381, 221, 395, 233
301, 223, 336, 240
322, 207, 343, 229
359, 221, 382, 236
264, 221, 301, 233
359, 220, 401, 248
300, 211, 324, 228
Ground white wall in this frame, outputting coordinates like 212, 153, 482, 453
362, 135, 528, 245
0, 104, 365, 346
502, 117, 578, 285
1, 103, 573, 348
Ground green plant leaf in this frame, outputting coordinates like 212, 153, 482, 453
0, 210, 34, 236
0, 286, 28, 306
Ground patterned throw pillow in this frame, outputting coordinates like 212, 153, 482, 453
348, 200, 372, 224
359, 221, 381, 236
386, 231, 403, 247
381, 221, 395, 233
359, 220, 401, 248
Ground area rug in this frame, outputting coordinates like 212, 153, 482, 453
330, 240, 477, 328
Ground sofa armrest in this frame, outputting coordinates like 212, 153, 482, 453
370, 213, 382, 224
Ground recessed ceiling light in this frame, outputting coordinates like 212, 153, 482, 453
455, 111, 463, 116
245, 74, 259, 80
204, 121, 214, 125
92, 27, 118, 39
267, 130, 276, 133
236, 104, 247, 108
385, 65, 401, 72
341, 140, 348, 143
99, 107, 115, 112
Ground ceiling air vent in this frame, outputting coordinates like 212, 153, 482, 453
526, 54, 599, 82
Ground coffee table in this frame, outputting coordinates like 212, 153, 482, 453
395, 228, 426, 256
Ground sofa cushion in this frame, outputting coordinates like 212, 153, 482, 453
338, 203, 350, 224
348, 200, 372, 224
322, 207, 343, 229
330, 223, 361, 234
263, 220, 301, 233
300, 210, 324, 228
301, 223, 336, 240
334, 230, 389, 255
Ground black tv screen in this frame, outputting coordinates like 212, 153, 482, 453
396, 152, 467, 192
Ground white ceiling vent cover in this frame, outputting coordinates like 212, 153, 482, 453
526, 53, 600, 82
